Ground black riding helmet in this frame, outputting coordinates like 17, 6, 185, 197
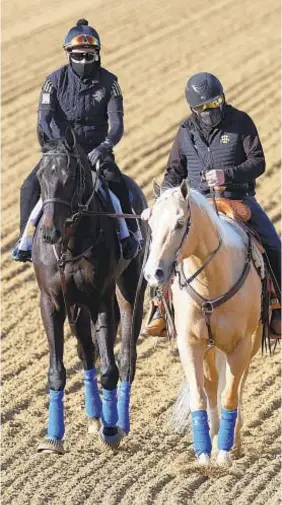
63, 18, 101, 51
185, 72, 224, 108
64, 19, 101, 79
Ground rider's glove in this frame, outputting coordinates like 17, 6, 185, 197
88, 142, 112, 167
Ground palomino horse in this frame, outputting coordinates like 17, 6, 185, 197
32, 130, 147, 453
143, 180, 263, 465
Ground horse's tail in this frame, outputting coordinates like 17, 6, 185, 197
170, 348, 226, 436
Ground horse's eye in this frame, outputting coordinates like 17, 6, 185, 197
175, 220, 185, 230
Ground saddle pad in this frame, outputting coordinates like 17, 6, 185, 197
208, 198, 251, 222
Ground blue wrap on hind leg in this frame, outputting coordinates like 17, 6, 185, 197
118, 381, 131, 434
101, 388, 118, 427
84, 367, 102, 418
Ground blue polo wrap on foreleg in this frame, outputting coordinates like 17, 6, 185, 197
218, 408, 237, 451
118, 381, 131, 434
47, 389, 64, 440
192, 410, 212, 457
101, 388, 118, 427
83, 367, 102, 418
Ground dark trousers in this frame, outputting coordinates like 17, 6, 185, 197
19, 159, 137, 235
244, 196, 281, 297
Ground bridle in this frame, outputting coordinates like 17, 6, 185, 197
39, 147, 147, 351
41, 151, 89, 212
153, 197, 252, 350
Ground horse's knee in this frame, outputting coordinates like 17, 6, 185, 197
100, 364, 119, 390
190, 387, 207, 411
48, 365, 66, 391
118, 350, 137, 382
221, 391, 238, 410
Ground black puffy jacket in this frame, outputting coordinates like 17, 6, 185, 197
162, 105, 265, 198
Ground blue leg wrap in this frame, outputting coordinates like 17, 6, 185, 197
47, 389, 64, 441
192, 410, 212, 457
101, 388, 118, 427
218, 408, 237, 451
117, 381, 131, 434
83, 368, 102, 419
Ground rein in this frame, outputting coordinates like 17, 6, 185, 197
175, 231, 253, 350
41, 149, 145, 339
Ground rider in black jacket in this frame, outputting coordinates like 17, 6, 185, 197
12, 18, 139, 262
143, 72, 281, 338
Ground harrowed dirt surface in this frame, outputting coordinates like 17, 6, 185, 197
2, 1, 281, 504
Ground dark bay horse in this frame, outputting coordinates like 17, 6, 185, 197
33, 130, 147, 453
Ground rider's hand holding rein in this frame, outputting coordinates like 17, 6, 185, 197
88, 141, 113, 167
205, 169, 225, 188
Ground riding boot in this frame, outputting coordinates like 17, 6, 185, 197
141, 288, 167, 337
12, 163, 41, 262
108, 177, 139, 260
264, 247, 281, 337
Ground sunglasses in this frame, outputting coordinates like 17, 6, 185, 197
70, 34, 100, 47
70, 52, 97, 62
193, 95, 224, 113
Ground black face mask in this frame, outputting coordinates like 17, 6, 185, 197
69, 55, 100, 79
198, 107, 223, 127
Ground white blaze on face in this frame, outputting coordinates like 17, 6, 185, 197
144, 203, 180, 286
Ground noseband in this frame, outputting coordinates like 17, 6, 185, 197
172, 203, 222, 283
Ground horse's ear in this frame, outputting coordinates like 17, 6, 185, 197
180, 179, 190, 200
65, 126, 76, 150
153, 179, 161, 199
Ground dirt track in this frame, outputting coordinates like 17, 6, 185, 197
2, 1, 281, 504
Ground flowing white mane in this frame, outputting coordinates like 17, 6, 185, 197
158, 187, 246, 250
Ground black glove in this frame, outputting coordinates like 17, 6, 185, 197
88, 142, 112, 167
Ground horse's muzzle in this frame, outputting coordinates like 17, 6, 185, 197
144, 265, 170, 287
42, 226, 62, 244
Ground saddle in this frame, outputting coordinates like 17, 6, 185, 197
143, 197, 280, 343
209, 197, 280, 309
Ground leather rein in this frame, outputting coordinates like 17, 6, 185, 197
162, 203, 253, 350
41, 150, 144, 335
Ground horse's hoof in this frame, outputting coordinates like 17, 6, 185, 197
98, 426, 125, 450
198, 453, 211, 465
88, 417, 101, 435
217, 449, 232, 466
37, 439, 64, 455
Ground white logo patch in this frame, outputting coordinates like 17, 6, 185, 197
93, 89, 105, 102
42, 92, 51, 104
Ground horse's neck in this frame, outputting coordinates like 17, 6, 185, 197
181, 203, 246, 298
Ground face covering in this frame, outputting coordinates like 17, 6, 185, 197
198, 106, 223, 127
69, 54, 100, 79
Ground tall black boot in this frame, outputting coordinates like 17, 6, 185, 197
12, 163, 41, 262
20, 163, 41, 234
